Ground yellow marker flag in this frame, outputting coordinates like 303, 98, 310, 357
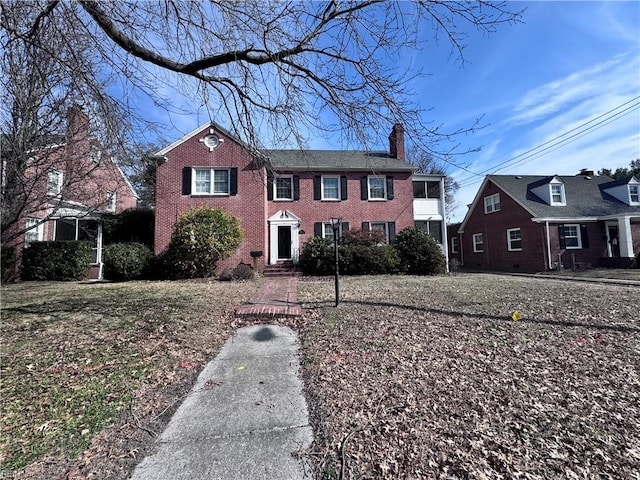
511, 310, 523, 321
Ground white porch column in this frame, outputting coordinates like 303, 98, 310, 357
618, 216, 634, 257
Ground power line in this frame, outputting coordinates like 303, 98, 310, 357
455, 96, 640, 188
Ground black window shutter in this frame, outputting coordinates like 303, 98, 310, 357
558, 224, 566, 249
267, 174, 274, 201
313, 176, 321, 200
580, 224, 589, 248
341, 221, 350, 235
388, 222, 396, 242
230, 168, 238, 195
386, 176, 394, 200
360, 176, 368, 200
293, 175, 300, 200
361, 222, 370, 231
182, 167, 192, 195
314, 222, 323, 237
340, 176, 348, 200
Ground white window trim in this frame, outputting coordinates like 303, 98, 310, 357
550, 183, 566, 206
563, 224, 582, 249
368, 176, 387, 201
506, 228, 522, 252
370, 222, 390, 242
484, 193, 500, 214
274, 174, 294, 201
451, 237, 458, 254
472, 233, 484, 253
321, 175, 340, 201
106, 191, 117, 212
192, 167, 230, 196
47, 169, 63, 196
25, 218, 44, 247
629, 185, 639, 204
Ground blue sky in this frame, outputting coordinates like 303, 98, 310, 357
144, 1, 639, 223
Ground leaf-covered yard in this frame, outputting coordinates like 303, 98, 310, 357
1, 274, 638, 479
297, 274, 640, 479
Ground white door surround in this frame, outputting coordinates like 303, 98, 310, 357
268, 210, 301, 265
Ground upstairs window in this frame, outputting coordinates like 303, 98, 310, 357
550, 183, 566, 206
193, 168, 230, 195
484, 193, 500, 214
47, 170, 63, 196
368, 176, 386, 200
413, 180, 441, 199
106, 191, 117, 212
321, 176, 340, 200
274, 175, 293, 200
630, 185, 639, 204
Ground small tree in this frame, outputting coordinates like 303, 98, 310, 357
162, 207, 243, 279
394, 226, 446, 275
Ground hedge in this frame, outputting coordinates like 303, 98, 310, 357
21, 241, 92, 281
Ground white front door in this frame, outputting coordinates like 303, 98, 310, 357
268, 210, 301, 265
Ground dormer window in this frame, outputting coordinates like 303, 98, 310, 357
550, 183, 565, 206
630, 185, 639, 204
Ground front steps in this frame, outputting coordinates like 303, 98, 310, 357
263, 261, 302, 278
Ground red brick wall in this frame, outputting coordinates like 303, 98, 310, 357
154, 125, 267, 272
268, 171, 415, 248
461, 181, 547, 272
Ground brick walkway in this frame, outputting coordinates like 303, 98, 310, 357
235, 277, 303, 318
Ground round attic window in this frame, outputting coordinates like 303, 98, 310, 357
203, 134, 220, 149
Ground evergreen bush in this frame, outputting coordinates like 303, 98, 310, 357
21, 241, 92, 281
299, 237, 334, 275
103, 243, 152, 281
394, 226, 446, 275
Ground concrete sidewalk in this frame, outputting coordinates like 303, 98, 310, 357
130, 324, 313, 480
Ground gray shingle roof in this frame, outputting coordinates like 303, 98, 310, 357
264, 149, 415, 172
489, 174, 640, 218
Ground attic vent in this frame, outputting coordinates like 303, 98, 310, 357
585, 176, 592, 180
515, 175, 522, 179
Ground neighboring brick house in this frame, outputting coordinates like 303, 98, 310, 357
447, 222, 462, 265
1, 107, 138, 279
457, 172, 640, 272
154, 122, 449, 273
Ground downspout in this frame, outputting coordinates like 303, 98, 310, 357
440, 176, 449, 273
545, 221, 552, 270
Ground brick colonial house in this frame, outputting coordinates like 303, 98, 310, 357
153, 122, 449, 273
455, 172, 640, 272
1, 107, 138, 279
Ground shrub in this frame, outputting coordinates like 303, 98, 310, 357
21, 241, 92, 281
162, 207, 243, 279
103, 243, 152, 281
1, 246, 17, 283
219, 263, 255, 281
340, 244, 402, 275
299, 237, 334, 275
394, 226, 446, 275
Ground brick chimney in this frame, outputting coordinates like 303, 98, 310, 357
389, 123, 405, 160
66, 105, 89, 143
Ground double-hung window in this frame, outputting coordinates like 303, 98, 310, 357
47, 169, 63, 196
275, 175, 293, 201
368, 176, 386, 200
484, 193, 500, 214
563, 224, 581, 249
472, 233, 484, 252
106, 191, 117, 212
322, 176, 340, 200
193, 168, 229, 195
25, 218, 44, 247
412, 180, 441, 199
451, 237, 459, 254
415, 220, 443, 244
507, 228, 522, 251
550, 183, 566, 205
630, 185, 639, 204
